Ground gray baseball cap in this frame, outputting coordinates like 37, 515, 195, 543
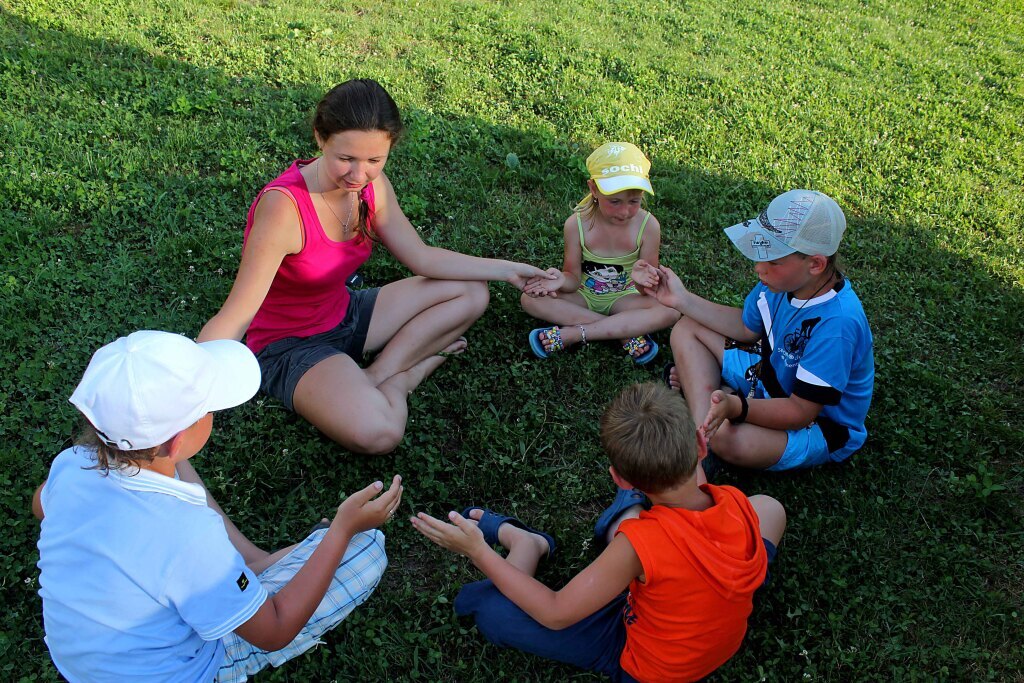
724, 190, 846, 261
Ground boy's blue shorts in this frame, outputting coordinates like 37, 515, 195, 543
454, 538, 778, 681
721, 347, 833, 471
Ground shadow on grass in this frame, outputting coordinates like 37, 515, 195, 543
2, 8, 1021, 681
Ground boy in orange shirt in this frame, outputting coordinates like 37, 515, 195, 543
412, 383, 786, 682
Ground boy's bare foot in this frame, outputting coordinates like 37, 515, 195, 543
466, 509, 550, 558
667, 364, 681, 391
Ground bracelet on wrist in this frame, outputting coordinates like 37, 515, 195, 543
728, 391, 749, 425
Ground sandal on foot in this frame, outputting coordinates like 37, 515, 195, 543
593, 487, 649, 544
529, 326, 564, 359
623, 335, 659, 365
462, 507, 556, 559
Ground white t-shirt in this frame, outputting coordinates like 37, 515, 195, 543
37, 447, 268, 682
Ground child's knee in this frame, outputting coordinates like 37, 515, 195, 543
709, 423, 743, 459
519, 290, 535, 312
351, 529, 388, 585
749, 495, 786, 544
454, 579, 520, 643
658, 304, 683, 326
670, 315, 705, 343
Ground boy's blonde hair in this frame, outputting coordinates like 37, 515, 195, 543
600, 383, 699, 494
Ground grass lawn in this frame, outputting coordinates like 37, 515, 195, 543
2, 0, 1022, 680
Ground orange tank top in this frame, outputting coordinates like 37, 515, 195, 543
617, 484, 768, 683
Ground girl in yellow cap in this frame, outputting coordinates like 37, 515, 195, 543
522, 142, 680, 364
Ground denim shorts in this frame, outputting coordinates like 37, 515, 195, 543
255, 287, 379, 411
721, 344, 833, 471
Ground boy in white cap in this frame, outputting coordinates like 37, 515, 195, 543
647, 190, 874, 472
32, 331, 402, 682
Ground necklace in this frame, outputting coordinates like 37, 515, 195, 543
765, 270, 839, 342
316, 160, 357, 238
755, 269, 841, 398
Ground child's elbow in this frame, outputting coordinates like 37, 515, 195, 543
239, 625, 293, 652
261, 633, 294, 652
31, 483, 45, 520
539, 615, 573, 631
537, 608, 579, 631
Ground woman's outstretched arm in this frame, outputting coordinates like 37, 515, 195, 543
371, 173, 553, 291
197, 191, 302, 342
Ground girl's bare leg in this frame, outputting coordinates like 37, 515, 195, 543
523, 293, 679, 355
590, 295, 680, 353
520, 291, 603, 350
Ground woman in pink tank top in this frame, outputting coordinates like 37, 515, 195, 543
199, 79, 553, 454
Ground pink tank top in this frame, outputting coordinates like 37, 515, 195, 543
243, 159, 376, 354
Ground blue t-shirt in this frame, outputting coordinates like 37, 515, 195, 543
37, 447, 268, 683
741, 279, 874, 457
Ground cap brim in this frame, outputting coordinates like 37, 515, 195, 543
723, 221, 796, 262
197, 339, 261, 412
594, 175, 653, 196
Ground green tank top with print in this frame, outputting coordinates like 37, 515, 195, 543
577, 211, 650, 298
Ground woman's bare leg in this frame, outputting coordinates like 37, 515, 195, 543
293, 339, 465, 454
363, 277, 488, 385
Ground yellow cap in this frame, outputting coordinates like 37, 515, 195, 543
586, 142, 653, 196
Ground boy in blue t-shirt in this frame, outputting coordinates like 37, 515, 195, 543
643, 190, 874, 471
33, 331, 403, 682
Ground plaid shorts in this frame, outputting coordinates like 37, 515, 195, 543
215, 529, 387, 683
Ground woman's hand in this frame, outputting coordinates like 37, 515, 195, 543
333, 475, 404, 535
410, 510, 489, 559
507, 262, 557, 292
524, 268, 565, 298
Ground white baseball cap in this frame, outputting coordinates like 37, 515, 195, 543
724, 190, 846, 261
69, 331, 261, 450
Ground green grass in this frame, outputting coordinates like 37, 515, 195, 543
2, 0, 1022, 680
